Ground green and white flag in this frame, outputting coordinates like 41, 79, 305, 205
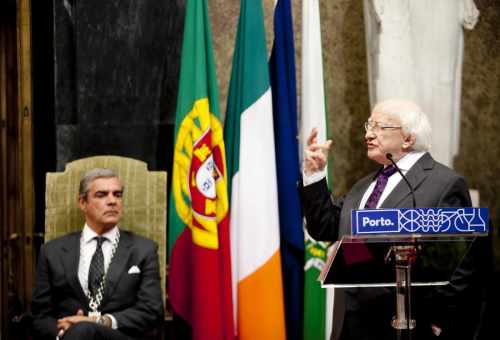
301, 0, 333, 339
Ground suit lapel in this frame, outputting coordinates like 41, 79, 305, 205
102, 230, 133, 304
61, 232, 88, 304
381, 153, 434, 208
352, 171, 379, 209
340, 173, 377, 237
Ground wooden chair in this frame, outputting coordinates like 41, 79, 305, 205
44, 155, 167, 308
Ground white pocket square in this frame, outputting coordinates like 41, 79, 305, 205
128, 265, 141, 274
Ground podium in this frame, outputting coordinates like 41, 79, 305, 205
320, 208, 489, 339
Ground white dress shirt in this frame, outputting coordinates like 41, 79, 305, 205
78, 224, 119, 329
358, 151, 425, 208
304, 151, 426, 208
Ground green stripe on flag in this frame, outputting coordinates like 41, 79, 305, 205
304, 237, 329, 339
224, 0, 269, 187
168, 0, 222, 256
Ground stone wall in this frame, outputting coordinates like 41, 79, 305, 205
47, 0, 499, 262
456, 1, 500, 262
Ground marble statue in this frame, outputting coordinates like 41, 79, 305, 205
364, 0, 479, 167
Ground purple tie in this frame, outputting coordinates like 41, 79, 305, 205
364, 165, 398, 209
343, 165, 399, 266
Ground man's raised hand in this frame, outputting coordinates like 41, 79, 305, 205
304, 127, 332, 176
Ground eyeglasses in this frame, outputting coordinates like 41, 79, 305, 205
364, 121, 402, 132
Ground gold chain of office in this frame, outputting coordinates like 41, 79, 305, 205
85, 230, 121, 316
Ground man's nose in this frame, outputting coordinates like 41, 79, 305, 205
365, 129, 375, 141
107, 193, 117, 204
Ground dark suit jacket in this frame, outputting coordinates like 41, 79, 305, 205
32, 229, 164, 339
299, 153, 482, 340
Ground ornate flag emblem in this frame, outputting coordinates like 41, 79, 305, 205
172, 98, 228, 249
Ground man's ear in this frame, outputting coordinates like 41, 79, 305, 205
402, 133, 416, 150
78, 196, 87, 212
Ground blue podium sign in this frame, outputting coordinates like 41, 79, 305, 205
351, 208, 489, 236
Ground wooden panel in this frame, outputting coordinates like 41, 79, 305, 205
0, 14, 9, 337
0, 0, 35, 335
16, 0, 34, 309
0, 9, 20, 336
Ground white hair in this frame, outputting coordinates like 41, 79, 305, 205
372, 99, 432, 152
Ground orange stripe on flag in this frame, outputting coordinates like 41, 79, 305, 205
238, 251, 286, 339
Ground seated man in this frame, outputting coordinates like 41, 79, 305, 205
32, 168, 164, 340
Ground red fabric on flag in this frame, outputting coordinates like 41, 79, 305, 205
169, 215, 234, 340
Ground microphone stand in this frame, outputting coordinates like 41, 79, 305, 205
385, 153, 417, 339
386, 153, 416, 209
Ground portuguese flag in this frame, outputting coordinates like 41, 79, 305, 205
168, 0, 234, 339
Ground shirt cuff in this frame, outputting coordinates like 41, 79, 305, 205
106, 314, 118, 329
303, 169, 326, 186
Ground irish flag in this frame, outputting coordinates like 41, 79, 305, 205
168, 0, 234, 339
224, 0, 286, 338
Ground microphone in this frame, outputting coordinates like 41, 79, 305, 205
386, 153, 416, 208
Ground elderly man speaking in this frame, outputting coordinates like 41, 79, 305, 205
299, 99, 482, 340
